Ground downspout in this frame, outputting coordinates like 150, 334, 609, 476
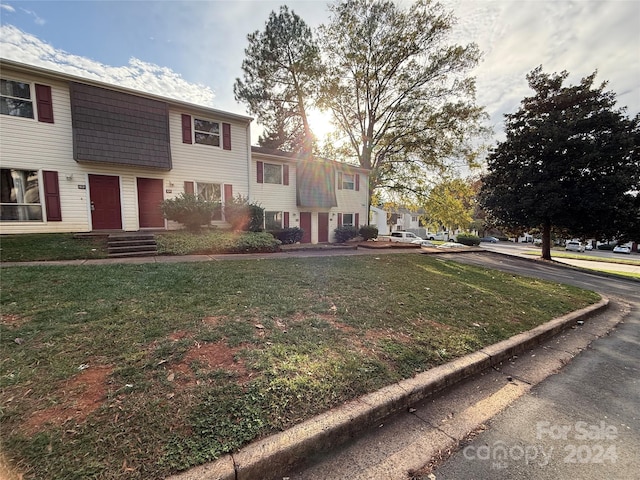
246, 122, 252, 202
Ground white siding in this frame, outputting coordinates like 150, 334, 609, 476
251, 157, 297, 228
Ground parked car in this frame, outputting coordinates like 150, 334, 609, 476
613, 245, 631, 254
378, 231, 424, 244
584, 243, 593, 251
480, 236, 499, 243
424, 232, 447, 241
565, 241, 585, 252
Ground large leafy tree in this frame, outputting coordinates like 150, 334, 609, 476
318, 0, 488, 203
480, 67, 640, 260
422, 178, 475, 233
234, 6, 322, 154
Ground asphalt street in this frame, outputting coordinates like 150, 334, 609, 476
288, 252, 639, 480
426, 252, 640, 480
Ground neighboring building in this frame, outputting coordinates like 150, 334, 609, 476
369, 206, 389, 235
0, 59, 252, 234
251, 147, 369, 244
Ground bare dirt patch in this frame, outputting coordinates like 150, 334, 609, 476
0, 314, 30, 329
169, 341, 249, 384
22, 365, 112, 435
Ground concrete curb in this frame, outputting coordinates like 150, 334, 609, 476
168, 296, 609, 480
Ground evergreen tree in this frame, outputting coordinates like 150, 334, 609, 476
480, 67, 640, 259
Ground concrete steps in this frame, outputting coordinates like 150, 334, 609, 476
107, 233, 157, 258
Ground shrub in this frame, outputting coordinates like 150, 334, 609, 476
456, 233, 481, 246
359, 225, 378, 241
156, 231, 280, 255
230, 232, 281, 253
334, 225, 359, 243
224, 195, 264, 232
269, 227, 304, 245
160, 194, 218, 232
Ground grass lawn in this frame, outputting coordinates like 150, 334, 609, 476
0, 255, 600, 479
0, 234, 108, 262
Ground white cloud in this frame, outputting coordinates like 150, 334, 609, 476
1, 4, 15, 13
19, 6, 45, 25
0, 24, 216, 107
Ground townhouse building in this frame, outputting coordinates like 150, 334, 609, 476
0, 59, 369, 244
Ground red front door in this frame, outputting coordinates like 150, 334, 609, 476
300, 212, 312, 243
89, 174, 122, 230
137, 178, 164, 228
318, 212, 329, 243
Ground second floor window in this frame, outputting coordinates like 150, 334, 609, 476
342, 173, 355, 190
263, 163, 282, 184
1, 79, 34, 119
194, 118, 220, 147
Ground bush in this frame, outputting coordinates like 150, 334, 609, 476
160, 194, 218, 232
224, 195, 264, 232
334, 225, 359, 243
269, 227, 304, 245
156, 231, 280, 255
230, 232, 281, 253
456, 234, 481, 246
359, 225, 378, 241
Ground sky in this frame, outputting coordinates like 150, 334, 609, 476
1, 0, 639, 150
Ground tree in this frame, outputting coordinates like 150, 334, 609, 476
318, 0, 488, 205
422, 178, 475, 234
234, 6, 322, 154
480, 67, 640, 260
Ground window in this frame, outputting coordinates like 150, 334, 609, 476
1, 79, 34, 119
342, 213, 354, 226
196, 182, 222, 220
1, 169, 42, 221
263, 163, 282, 184
265, 211, 283, 230
342, 173, 355, 190
194, 118, 220, 147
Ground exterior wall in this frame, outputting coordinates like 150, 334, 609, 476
0, 63, 251, 234
250, 155, 297, 229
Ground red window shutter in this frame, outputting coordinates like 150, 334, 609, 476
284, 211, 290, 228
283, 164, 289, 185
184, 181, 194, 195
222, 123, 231, 150
181, 114, 192, 144
337, 172, 343, 190
355, 173, 360, 191
337, 213, 343, 227
224, 184, 233, 203
355, 213, 360, 228
257, 161, 264, 183
35, 84, 54, 123
42, 170, 62, 221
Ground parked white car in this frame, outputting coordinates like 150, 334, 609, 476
613, 245, 631, 254
565, 241, 585, 252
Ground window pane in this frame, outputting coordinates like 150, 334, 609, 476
263, 163, 282, 184
1, 79, 31, 99
342, 174, 355, 190
197, 183, 221, 202
194, 119, 219, 134
1, 169, 39, 204
265, 211, 282, 230
0, 204, 43, 221
343, 213, 354, 226
0, 98, 34, 118
195, 132, 220, 146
